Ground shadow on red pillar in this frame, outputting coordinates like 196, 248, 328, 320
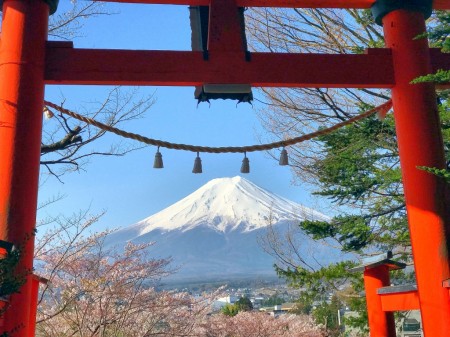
382, 9, 450, 337
0, 0, 49, 336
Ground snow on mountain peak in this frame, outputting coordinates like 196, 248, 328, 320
129, 176, 328, 236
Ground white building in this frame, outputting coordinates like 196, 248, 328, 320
213, 295, 238, 311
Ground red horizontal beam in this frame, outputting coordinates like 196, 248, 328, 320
94, 0, 450, 10
45, 44, 396, 88
431, 48, 450, 74
379, 290, 420, 312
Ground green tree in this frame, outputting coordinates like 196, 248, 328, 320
0, 244, 25, 299
221, 303, 239, 317
235, 296, 253, 312
221, 297, 253, 317
261, 295, 284, 307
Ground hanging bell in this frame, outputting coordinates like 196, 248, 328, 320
192, 152, 202, 174
279, 147, 289, 166
240, 153, 250, 174
376, 100, 393, 121
153, 147, 164, 169
43, 106, 54, 119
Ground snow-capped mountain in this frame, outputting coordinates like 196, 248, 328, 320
106, 176, 343, 282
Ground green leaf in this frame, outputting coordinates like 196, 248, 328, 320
418, 166, 450, 183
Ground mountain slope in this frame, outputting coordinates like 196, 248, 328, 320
106, 176, 342, 281
112, 176, 328, 237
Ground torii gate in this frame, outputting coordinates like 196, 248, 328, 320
0, 0, 449, 336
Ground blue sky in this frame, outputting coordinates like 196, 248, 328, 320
39, 2, 325, 232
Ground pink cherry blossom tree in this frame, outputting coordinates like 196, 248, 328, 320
34, 212, 215, 337
196, 311, 325, 337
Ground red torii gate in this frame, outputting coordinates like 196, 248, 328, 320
0, 0, 449, 336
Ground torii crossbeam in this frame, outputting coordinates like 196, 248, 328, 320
1, 0, 450, 336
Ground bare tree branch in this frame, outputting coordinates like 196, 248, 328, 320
41, 87, 156, 178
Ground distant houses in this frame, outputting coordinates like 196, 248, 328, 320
212, 293, 297, 317
259, 302, 297, 316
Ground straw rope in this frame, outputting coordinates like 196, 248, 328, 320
43, 99, 392, 154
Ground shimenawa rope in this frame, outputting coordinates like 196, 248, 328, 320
43, 99, 392, 154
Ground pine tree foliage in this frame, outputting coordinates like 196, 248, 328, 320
221, 303, 240, 317
235, 296, 254, 312
0, 246, 25, 298
302, 113, 409, 253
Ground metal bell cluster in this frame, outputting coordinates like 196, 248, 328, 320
152, 146, 289, 174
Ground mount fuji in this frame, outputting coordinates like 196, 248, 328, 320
106, 176, 343, 282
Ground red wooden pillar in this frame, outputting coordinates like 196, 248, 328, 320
374, 1, 450, 336
0, 0, 51, 335
363, 265, 396, 337
27, 275, 48, 336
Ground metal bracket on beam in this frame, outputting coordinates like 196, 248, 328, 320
189, 0, 253, 103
